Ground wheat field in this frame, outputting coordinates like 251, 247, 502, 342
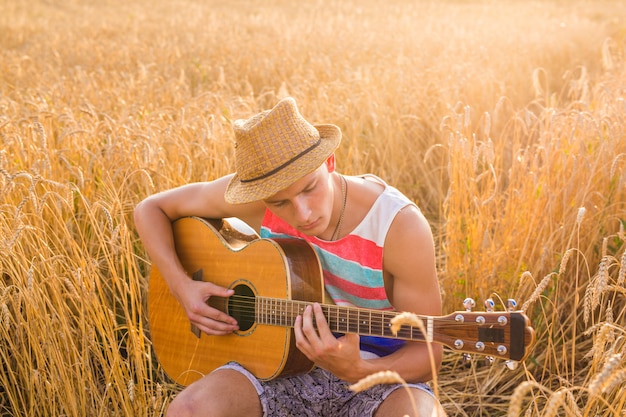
1, 0, 626, 415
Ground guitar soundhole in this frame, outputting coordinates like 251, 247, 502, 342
229, 284, 256, 332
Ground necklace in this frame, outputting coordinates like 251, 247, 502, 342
331, 175, 348, 241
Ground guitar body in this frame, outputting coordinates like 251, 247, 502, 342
148, 216, 323, 386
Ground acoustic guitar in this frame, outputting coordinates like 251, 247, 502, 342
148, 216, 535, 386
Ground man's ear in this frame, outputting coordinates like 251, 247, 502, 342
325, 154, 336, 173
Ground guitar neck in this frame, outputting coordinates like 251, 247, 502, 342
223, 293, 533, 362
256, 296, 428, 341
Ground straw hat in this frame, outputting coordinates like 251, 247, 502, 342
225, 97, 341, 204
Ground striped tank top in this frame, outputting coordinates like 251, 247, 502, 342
260, 175, 416, 357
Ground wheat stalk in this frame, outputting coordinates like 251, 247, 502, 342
589, 353, 623, 396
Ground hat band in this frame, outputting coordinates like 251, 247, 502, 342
240, 138, 322, 183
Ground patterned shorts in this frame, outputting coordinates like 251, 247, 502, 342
217, 361, 434, 417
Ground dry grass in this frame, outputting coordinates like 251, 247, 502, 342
2, 0, 626, 415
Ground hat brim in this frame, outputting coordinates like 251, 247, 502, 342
225, 124, 341, 204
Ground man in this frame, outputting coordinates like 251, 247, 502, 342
134, 97, 447, 416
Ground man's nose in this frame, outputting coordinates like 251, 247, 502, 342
292, 197, 311, 223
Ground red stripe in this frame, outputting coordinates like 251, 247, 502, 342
262, 210, 383, 269
314, 234, 382, 270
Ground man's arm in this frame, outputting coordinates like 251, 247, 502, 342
368, 204, 443, 382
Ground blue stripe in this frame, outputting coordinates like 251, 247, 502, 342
360, 337, 406, 356
316, 248, 382, 289
260, 228, 289, 239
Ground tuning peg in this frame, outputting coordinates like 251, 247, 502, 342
462, 353, 472, 365
505, 360, 519, 370
506, 299, 517, 311
484, 356, 495, 366
463, 298, 476, 311
484, 298, 495, 312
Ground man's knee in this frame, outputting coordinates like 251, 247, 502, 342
164, 394, 194, 417
164, 369, 262, 417
375, 387, 446, 417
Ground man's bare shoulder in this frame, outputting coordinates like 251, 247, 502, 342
383, 205, 436, 276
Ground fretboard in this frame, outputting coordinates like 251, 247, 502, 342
256, 296, 428, 341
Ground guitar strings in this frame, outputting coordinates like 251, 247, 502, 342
221, 295, 406, 334
221, 295, 488, 329
213, 295, 498, 336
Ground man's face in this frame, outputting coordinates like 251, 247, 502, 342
263, 164, 334, 237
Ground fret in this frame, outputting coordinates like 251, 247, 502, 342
271, 298, 277, 325
265, 298, 269, 325
264, 298, 270, 325
382, 312, 389, 336
258, 297, 265, 325
265, 298, 270, 325
282, 300, 288, 325
357, 310, 361, 333
293, 300, 298, 325
289, 299, 294, 326
324, 305, 336, 332
349, 309, 355, 334
278, 299, 283, 326
370, 311, 383, 336
395, 318, 414, 340
360, 310, 368, 334
256, 297, 261, 324
281, 299, 287, 326
338, 307, 348, 333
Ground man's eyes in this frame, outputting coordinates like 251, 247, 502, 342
269, 184, 315, 207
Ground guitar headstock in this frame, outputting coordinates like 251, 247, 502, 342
435, 298, 536, 368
